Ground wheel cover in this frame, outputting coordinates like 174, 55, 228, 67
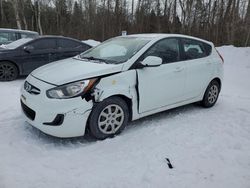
0, 64, 16, 80
98, 104, 125, 134
208, 85, 219, 104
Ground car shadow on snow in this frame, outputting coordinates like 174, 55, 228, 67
23, 103, 208, 146
23, 123, 96, 146
125, 103, 203, 132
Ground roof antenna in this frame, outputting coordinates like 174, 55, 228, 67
122, 31, 127, 36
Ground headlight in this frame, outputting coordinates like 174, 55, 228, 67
46, 78, 97, 99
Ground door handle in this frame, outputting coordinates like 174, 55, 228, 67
174, 67, 184, 72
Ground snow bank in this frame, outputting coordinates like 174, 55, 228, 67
0, 46, 250, 188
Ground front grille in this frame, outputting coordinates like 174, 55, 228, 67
21, 100, 36, 121
24, 81, 41, 95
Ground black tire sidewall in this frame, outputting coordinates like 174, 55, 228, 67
88, 97, 129, 140
202, 80, 220, 108
0, 62, 18, 81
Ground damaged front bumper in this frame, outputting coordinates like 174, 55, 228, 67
20, 75, 93, 138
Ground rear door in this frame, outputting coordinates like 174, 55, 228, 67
56, 38, 90, 60
21, 38, 57, 74
136, 38, 187, 113
180, 38, 214, 99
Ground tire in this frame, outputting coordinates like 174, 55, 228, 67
201, 80, 220, 108
0, 61, 18, 81
88, 97, 129, 140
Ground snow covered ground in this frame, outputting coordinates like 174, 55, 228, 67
0, 46, 250, 188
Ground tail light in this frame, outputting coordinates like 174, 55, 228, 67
215, 49, 224, 64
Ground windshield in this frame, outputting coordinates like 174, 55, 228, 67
80, 37, 150, 64
5, 38, 32, 49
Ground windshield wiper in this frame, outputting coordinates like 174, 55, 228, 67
79, 55, 120, 64
80, 56, 107, 63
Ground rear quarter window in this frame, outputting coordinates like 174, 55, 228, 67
203, 42, 212, 56
181, 38, 212, 60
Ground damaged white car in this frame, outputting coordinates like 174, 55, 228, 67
20, 34, 224, 139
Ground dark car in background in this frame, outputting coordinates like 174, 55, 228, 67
0, 36, 91, 81
0, 28, 39, 45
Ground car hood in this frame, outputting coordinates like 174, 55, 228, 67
31, 57, 124, 85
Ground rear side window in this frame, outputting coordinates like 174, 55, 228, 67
58, 39, 84, 49
203, 43, 212, 55
31, 39, 57, 50
140, 38, 180, 64
181, 38, 211, 60
15, 32, 38, 40
21, 33, 37, 39
21, 33, 28, 38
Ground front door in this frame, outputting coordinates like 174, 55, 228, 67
136, 38, 187, 113
21, 38, 57, 74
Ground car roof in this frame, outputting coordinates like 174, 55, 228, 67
0, 28, 38, 35
33, 35, 92, 47
35, 35, 82, 43
36, 35, 80, 41
121, 33, 212, 45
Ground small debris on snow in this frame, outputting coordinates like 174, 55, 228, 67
165, 158, 174, 169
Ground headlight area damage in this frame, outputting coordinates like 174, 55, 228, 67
20, 75, 100, 138
46, 78, 98, 99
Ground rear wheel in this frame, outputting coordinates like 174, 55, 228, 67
88, 97, 129, 140
0, 62, 18, 81
201, 80, 220, 108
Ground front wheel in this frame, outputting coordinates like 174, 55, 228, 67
88, 97, 129, 140
201, 80, 220, 108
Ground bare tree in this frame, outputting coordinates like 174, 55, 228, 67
35, 0, 43, 34
20, 0, 28, 30
245, 0, 250, 46
0, 0, 6, 23
11, 0, 22, 29
0, 0, 249, 46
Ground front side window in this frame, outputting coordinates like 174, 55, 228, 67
140, 38, 180, 64
80, 37, 150, 64
182, 39, 208, 60
31, 39, 56, 50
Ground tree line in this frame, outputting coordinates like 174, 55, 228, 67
0, 0, 249, 46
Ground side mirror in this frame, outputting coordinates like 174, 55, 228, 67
140, 56, 162, 68
23, 45, 34, 53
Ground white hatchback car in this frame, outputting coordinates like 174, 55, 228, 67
21, 34, 223, 139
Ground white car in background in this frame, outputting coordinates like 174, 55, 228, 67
20, 34, 224, 139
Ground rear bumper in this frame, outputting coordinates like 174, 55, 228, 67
20, 75, 93, 138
